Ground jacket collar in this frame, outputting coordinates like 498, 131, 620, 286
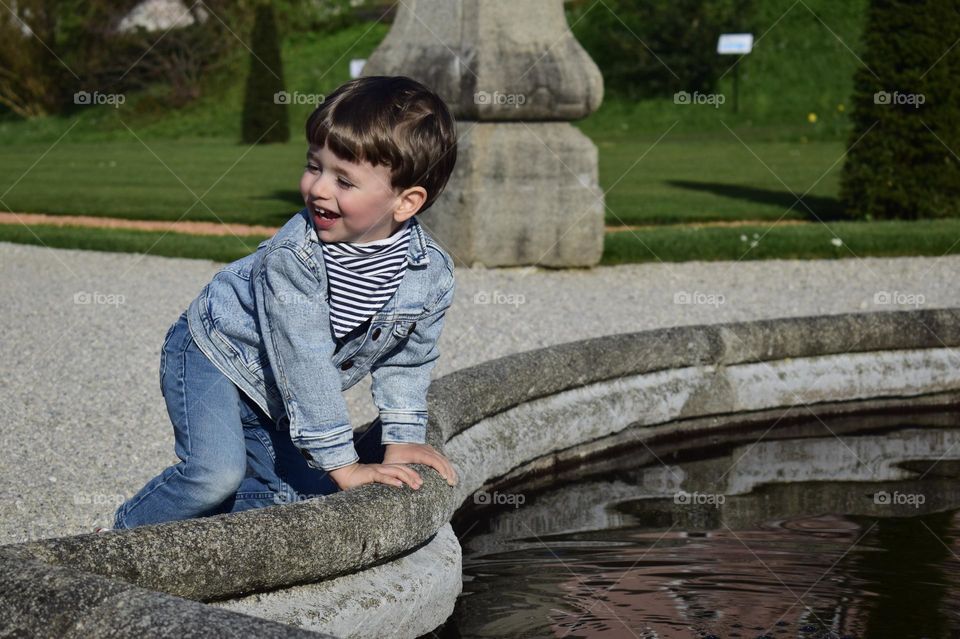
303, 209, 429, 267
405, 215, 430, 266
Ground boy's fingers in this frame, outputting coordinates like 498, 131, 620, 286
427, 453, 457, 484
436, 454, 456, 483
377, 472, 403, 487
382, 464, 422, 488
408, 467, 423, 484
384, 461, 423, 485
378, 469, 410, 488
386, 454, 456, 486
439, 455, 455, 480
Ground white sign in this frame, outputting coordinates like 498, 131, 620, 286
717, 33, 754, 55
350, 59, 366, 79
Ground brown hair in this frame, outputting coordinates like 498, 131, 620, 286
305, 75, 458, 214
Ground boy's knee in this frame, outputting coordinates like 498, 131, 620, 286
188, 457, 247, 504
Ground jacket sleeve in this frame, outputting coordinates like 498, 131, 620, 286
255, 246, 358, 471
370, 274, 455, 446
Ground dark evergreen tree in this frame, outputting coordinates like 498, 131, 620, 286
840, 0, 960, 219
241, 2, 289, 144
567, 0, 753, 99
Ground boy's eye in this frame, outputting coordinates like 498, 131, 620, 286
304, 163, 353, 188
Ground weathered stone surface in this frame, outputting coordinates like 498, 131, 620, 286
0, 547, 327, 638
3, 307, 959, 639
362, 0, 606, 267
420, 121, 604, 267
444, 347, 960, 509
212, 524, 462, 638
363, 0, 603, 120
463, 401, 960, 543
9, 466, 457, 602
428, 308, 960, 439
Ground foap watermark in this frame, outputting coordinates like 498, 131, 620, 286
474, 90, 527, 108
273, 490, 326, 505
473, 289, 526, 307
274, 290, 322, 305
873, 290, 925, 308
674, 290, 725, 308
73, 492, 124, 506
274, 91, 325, 105
73, 291, 125, 307
674, 90, 726, 108
474, 490, 525, 509
874, 490, 925, 509
874, 90, 925, 108
74, 90, 126, 108
674, 490, 725, 507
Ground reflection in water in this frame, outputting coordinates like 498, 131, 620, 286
438, 410, 960, 639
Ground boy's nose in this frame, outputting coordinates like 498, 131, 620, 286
309, 174, 333, 201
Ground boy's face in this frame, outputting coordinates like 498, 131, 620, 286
301, 143, 423, 243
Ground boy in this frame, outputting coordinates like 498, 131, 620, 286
112, 76, 459, 529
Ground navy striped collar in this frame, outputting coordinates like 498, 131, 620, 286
323, 218, 412, 254
307, 212, 430, 267
319, 222, 412, 338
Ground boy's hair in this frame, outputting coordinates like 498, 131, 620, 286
305, 75, 458, 215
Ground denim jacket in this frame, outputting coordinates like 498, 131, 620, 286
185, 208, 455, 471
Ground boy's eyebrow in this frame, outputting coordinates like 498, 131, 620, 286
305, 150, 360, 182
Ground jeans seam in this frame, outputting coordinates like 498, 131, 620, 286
241, 419, 295, 504
120, 336, 193, 526
158, 314, 183, 390
125, 324, 210, 526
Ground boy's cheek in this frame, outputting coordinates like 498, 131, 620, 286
298, 175, 312, 199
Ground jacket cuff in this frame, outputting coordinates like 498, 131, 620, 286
379, 409, 428, 445
295, 436, 360, 471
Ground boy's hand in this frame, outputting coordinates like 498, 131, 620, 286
328, 462, 424, 491
383, 442, 458, 487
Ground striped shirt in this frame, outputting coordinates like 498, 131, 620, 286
318, 220, 412, 339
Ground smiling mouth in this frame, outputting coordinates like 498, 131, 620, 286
314, 206, 341, 219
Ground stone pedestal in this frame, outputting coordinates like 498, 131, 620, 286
419, 121, 603, 268
362, 0, 605, 268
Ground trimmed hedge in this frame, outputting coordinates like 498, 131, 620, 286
241, 3, 290, 144
839, 0, 960, 220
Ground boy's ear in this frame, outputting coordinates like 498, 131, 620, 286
394, 186, 428, 223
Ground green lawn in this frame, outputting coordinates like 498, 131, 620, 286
603, 218, 960, 264
593, 132, 849, 226
0, 224, 269, 264
0, 139, 302, 225
3, 216, 958, 265
1, 1, 957, 264
1, 130, 956, 264
0, 134, 850, 227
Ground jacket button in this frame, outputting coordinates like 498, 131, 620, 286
371, 327, 381, 340
340, 359, 354, 370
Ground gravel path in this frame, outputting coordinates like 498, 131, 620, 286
0, 210, 812, 234
0, 212, 277, 236
2, 240, 957, 544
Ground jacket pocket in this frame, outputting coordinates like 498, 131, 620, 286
391, 315, 420, 339
210, 315, 270, 374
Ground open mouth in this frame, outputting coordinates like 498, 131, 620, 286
314, 206, 341, 220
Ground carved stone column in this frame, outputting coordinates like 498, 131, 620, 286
363, 0, 605, 267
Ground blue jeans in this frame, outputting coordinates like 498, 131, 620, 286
114, 311, 385, 529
